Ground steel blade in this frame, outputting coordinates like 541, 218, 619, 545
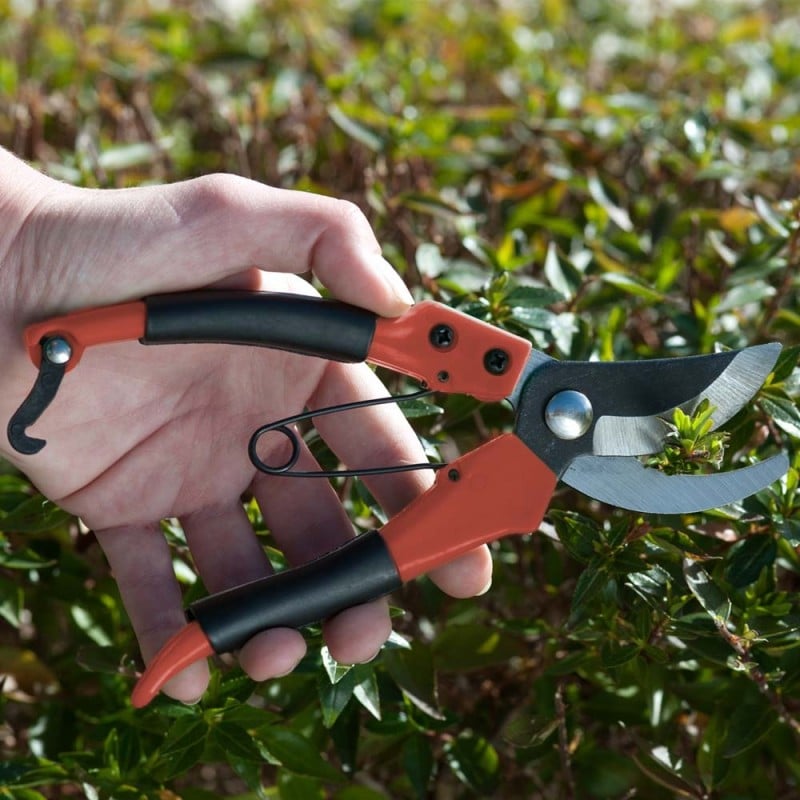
561, 452, 788, 514
592, 343, 781, 456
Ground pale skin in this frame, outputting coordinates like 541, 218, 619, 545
0, 147, 492, 703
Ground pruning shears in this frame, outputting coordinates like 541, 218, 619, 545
7, 290, 789, 707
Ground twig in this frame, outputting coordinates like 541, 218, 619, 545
555, 681, 576, 800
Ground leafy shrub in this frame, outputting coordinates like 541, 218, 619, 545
2, 0, 800, 797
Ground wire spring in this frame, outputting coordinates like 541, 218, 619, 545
248, 388, 447, 478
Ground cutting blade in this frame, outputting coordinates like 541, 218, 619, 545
592, 343, 781, 456
561, 452, 789, 514
512, 344, 780, 474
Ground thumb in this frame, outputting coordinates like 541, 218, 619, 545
73, 174, 414, 316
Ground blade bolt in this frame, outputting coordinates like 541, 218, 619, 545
545, 390, 593, 440
430, 324, 455, 349
42, 336, 72, 366
484, 348, 509, 375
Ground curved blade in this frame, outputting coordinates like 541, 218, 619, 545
592, 343, 781, 456
561, 452, 789, 514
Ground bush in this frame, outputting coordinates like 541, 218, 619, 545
2, 1, 800, 797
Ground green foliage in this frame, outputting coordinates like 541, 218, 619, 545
3, 0, 800, 797
647, 399, 730, 474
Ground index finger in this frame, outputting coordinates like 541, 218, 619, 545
68, 175, 414, 318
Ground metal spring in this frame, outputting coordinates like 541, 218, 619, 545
248, 388, 447, 478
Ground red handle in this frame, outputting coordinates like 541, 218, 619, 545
369, 302, 531, 402
380, 434, 557, 581
23, 301, 146, 371
130, 434, 556, 707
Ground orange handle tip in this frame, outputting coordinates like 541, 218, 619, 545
131, 621, 213, 709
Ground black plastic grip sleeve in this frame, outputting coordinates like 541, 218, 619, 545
187, 529, 403, 654
143, 291, 378, 363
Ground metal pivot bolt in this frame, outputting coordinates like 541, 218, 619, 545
42, 336, 72, 366
545, 390, 593, 440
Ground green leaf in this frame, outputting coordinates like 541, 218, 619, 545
551, 510, 599, 563
156, 717, 208, 780
571, 565, 611, 619
321, 646, 353, 684
600, 272, 665, 303
761, 394, 800, 438
632, 743, 700, 797
505, 285, 565, 308
352, 668, 381, 721
626, 565, 671, 608
210, 721, 263, 763
715, 280, 776, 313
587, 173, 633, 232
543, 242, 582, 300
697, 712, 730, 790
600, 642, 641, 668
382, 642, 441, 719
753, 195, 791, 237
277, 770, 325, 800
683, 560, 731, 624
768, 344, 800, 383
444, 732, 499, 794
260, 727, 344, 783
721, 700, 777, 758
333, 787, 387, 800
402, 735, 434, 798
432, 624, 525, 671
97, 141, 165, 171
400, 397, 444, 419
327, 104, 384, 151
75, 645, 136, 676
0, 580, 23, 627
318, 668, 356, 729
510, 305, 557, 330
725, 535, 777, 588
70, 606, 112, 647
415, 242, 447, 278
0, 496, 72, 534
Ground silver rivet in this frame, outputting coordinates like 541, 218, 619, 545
545, 390, 593, 440
42, 336, 72, 365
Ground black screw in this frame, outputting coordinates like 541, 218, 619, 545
430, 324, 455, 349
484, 348, 509, 375
448, 469, 460, 481
437, 370, 450, 383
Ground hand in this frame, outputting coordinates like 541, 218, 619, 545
0, 150, 492, 703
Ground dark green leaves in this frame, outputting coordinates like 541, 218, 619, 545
443, 732, 500, 795
4, 0, 800, 798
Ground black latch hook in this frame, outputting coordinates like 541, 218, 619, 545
7, 336, 72, 455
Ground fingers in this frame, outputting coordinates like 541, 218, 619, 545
310, 361, 494, 600
251, 436, 392, 665
180, 502, 311, 685
69, 174, 413, 316
180, 502, 273, 592
95, 523, 209, 704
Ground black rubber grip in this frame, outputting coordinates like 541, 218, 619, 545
143, 291, 377, 363
187, 530, 403, 654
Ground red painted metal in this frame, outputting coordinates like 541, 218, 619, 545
369, 301, 531, 402
380, 434, 558, 581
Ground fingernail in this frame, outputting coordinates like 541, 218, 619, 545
375, 256, 414, 308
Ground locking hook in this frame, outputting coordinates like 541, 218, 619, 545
7, 336, 73, 455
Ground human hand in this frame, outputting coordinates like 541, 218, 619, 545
0, 149, 492, 703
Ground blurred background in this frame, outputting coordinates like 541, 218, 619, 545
2, 1, 800, 798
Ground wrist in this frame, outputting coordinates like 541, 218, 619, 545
0, 150, 63, 457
